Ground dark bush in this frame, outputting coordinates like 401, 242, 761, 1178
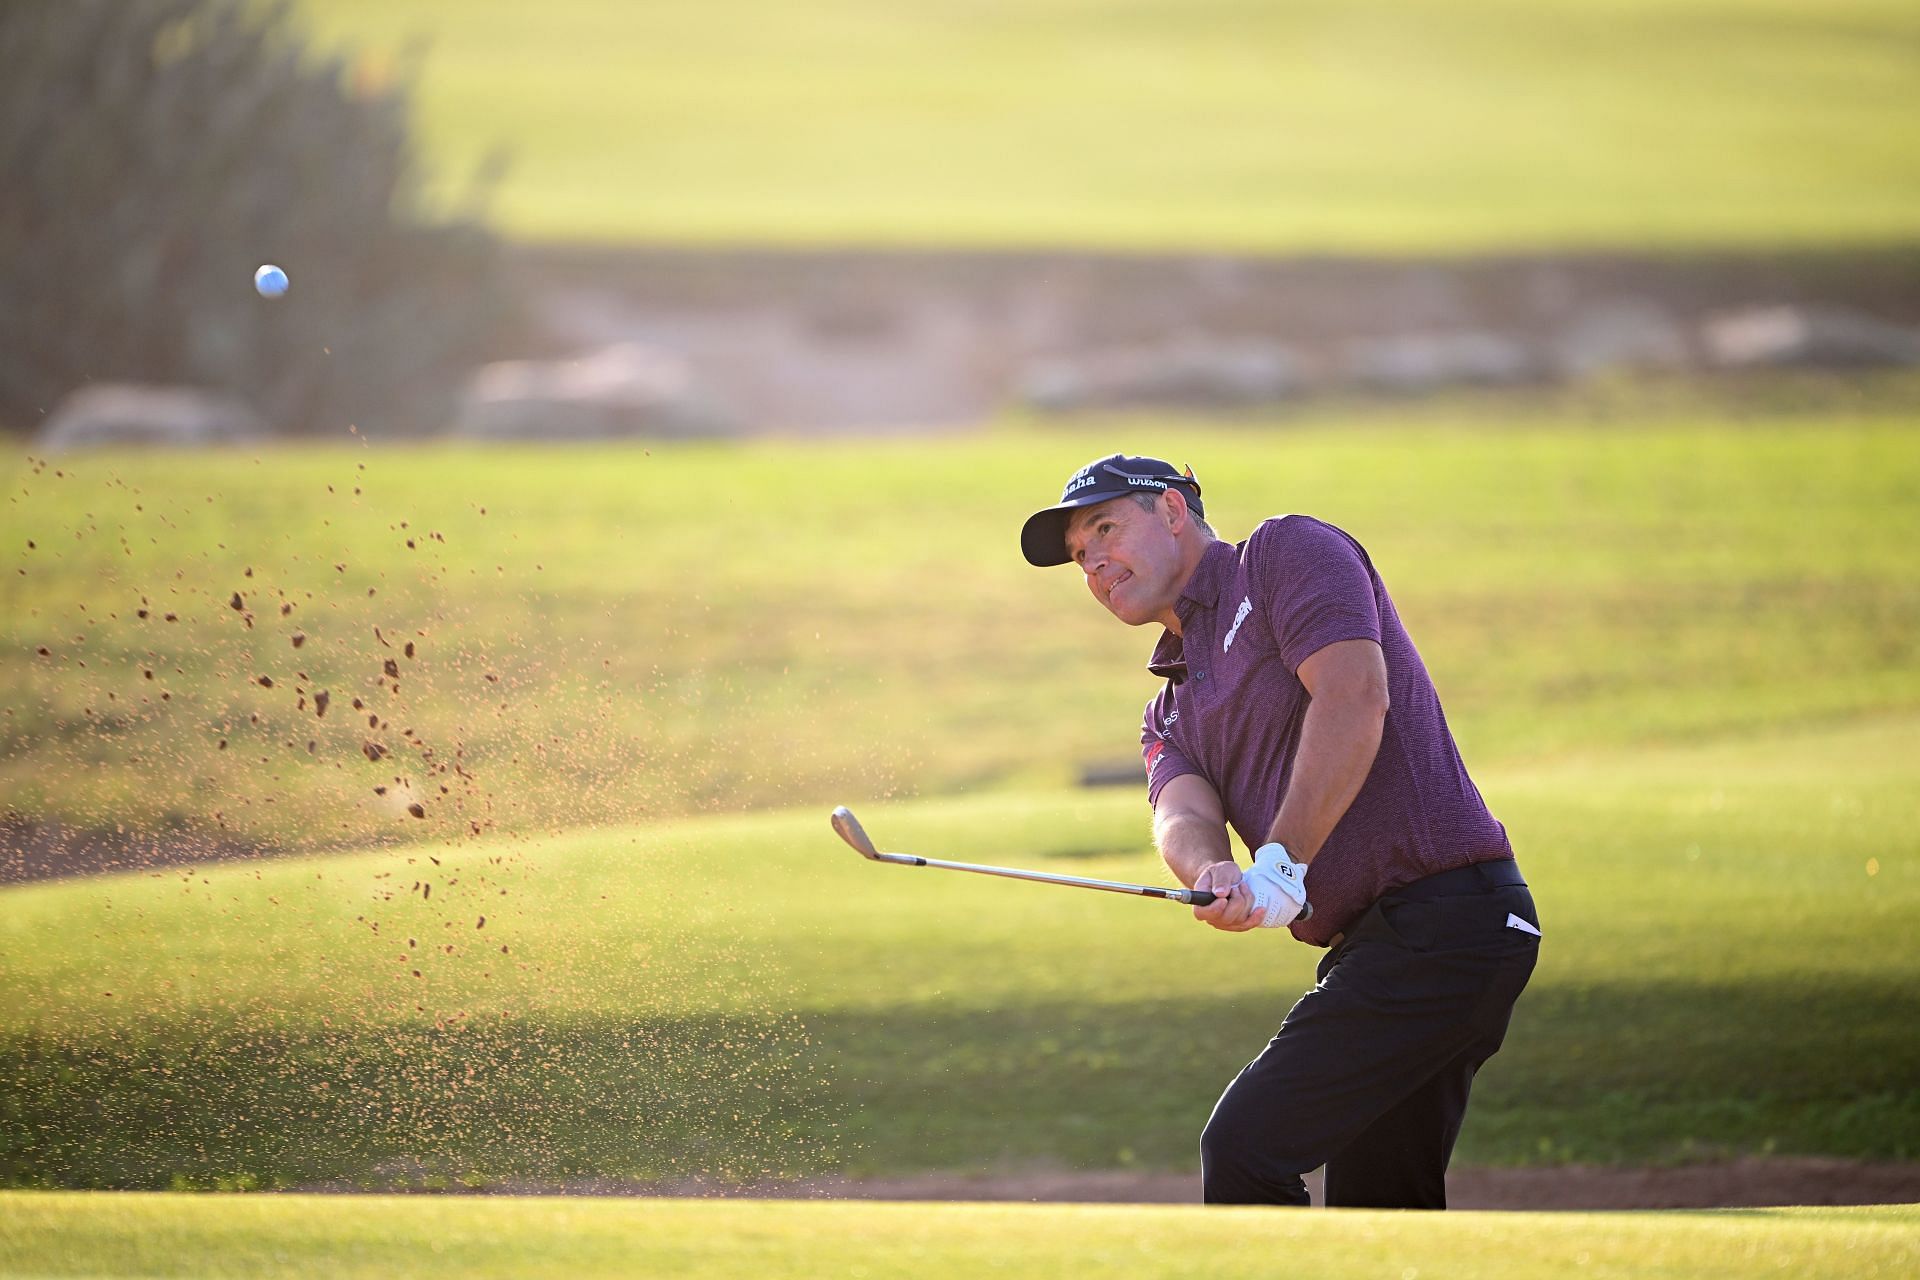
0, 0, 518, 437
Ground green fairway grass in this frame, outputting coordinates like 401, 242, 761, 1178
6, 406, 1918, 1189
6, 408, 1918, 855
1, 1193, 1915, 1279
3, 712, 1916, 1189
295, 0, 1920, 250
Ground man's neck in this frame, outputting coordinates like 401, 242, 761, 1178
1158, 536, 1216, 636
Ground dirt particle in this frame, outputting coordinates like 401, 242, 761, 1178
383, 659, 400, 679
407, 803, 426, 819
229, 592, 244, 611
404, 642, 415, 659
314, 690, 330, 718
291, 632, 306, 649
256, 675, 273, 688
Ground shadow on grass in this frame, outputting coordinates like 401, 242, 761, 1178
3, 975, 1915, 1189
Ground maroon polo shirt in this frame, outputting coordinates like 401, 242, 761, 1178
1140, 516, 1514, 945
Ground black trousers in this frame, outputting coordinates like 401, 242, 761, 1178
1200, 861, 1539, 1209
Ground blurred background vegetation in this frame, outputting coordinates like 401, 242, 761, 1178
0, 0, 517, 437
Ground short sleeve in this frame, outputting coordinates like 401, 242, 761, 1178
1246, 516, 1381, 673
1141, 689, 1200, 806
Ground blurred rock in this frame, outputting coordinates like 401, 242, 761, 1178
454, 343, 738, 441
1077, 760, 1145, 789
1702, 306, 1920, 370
1551, 302, 1692, 378
1343, 331, 1539, 394
38, 383, 266, 450
1020, 339, 1309, 412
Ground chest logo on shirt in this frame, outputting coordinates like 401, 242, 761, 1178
1223, 596, 1253, 653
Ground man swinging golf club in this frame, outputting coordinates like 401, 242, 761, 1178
1020, 454, 1541, 1209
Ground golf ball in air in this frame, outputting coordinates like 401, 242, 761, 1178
254, 264, 289, 297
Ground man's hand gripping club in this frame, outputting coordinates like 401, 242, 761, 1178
1153, 774, 1312, 933
1192, 843, 1310, 932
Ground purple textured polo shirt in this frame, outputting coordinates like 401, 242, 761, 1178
1140, 516, 1513, 945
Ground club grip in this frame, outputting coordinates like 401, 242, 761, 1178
1178, 889, 1314, 921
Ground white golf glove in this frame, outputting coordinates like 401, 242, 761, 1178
1243, 842, 1310, 928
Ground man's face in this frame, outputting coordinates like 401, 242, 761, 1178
1064, 494, 1181, 626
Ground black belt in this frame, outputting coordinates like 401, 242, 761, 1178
1382, 859, 1526, 904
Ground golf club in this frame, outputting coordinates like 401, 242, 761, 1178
830, 804, 1222, 907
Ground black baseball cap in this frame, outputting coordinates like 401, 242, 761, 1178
1020, 454, 1204, 567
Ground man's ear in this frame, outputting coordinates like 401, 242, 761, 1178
1162, 488, 1190, 532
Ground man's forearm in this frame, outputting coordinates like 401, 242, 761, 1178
1266, 688, 1386, 864
1155, 807, 1234, 887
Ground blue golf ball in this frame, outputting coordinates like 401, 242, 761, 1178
254, 264, 289, 298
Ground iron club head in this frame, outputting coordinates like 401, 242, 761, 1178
830, 805, 884, 860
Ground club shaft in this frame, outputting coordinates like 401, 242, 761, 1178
868, 849, 1214, 905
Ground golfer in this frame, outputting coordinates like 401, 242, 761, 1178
1021, 454, 1540, 1209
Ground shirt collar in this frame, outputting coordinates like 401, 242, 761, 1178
1146, 539, 1236, 682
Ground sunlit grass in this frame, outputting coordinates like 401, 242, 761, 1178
5, 410, 1918, 854
297, 0, 1920, 250
2, 1194, 1916, 1280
